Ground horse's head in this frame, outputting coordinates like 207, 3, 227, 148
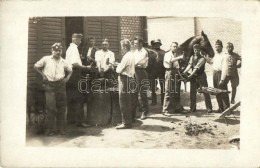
200, 31, 215, 58
176, 31, 215, 71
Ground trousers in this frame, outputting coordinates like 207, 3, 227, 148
162, 70, 179, 113
190, 72, 212, 110
44, 81, 67, 131
118, 74, 137, 125
134, 68, 149, 114
213, 71, 230, 111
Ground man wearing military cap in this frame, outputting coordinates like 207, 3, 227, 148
183, 44, 212, 113
206, 40, 230, 112
34, 43, 73, 136
66, 33, 92, 128
221, 42, 241, 104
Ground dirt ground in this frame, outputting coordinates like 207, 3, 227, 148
26, 66, 240, 149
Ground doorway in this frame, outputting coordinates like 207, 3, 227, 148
65, 17, 84, 53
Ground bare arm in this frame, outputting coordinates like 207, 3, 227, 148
72, 63, 91, 70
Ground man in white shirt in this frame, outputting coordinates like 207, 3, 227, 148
115, 39, 136, 129
95, 38, 115, 84
162, 42, 185, 116
207, 40, 230, 112
133, 37, 149, 120
65, 33, 92, 128
34, 43, 72, 136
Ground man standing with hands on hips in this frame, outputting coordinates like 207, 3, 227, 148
34, 43, 72, 136
66, 33, 92, 128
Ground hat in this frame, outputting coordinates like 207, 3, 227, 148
193, 44, 201, 50
150, 40, 155, 46
72, 33, 83, 39
227, 42, 234, 48
154, 39, 162, 46
102, 38, 109, 44
51, 43, 62, 50
215, 40, 223, 47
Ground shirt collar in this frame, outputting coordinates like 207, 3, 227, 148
51, 55, 64, 62
70, 43, 78, 47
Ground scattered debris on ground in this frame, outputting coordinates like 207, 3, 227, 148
183, 118, 216, 136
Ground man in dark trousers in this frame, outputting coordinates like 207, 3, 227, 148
34, 43, 72, 136
153, 39, 166, 106
206, 40, 230, 112
133, 37, 149, 120
144, 42, 158, 106
223, 42, 241, 104
183, 44, 213, 113
66, 33, 92, 128
116, 39, 136, 129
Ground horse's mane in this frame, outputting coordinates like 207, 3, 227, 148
179, 35, 201, 50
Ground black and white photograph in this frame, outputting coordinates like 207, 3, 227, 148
1, 1, 260, 168
26, 16, 242, 149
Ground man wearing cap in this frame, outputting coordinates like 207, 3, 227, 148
133, 37, 149, 120
221, 42, 241, 104
144, 41, 158, 106
34, 43, 72, 136
66, 33, 92, 128
162, 42, 185, 115
183, 44, 213, 113
95, 38, 115, 83
206, 40, 230, 112
153, 39, 166, 106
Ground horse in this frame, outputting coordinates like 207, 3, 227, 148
175, 31, 215, 71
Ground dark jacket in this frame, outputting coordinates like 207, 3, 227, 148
82, 46, 99, 66
145, 48, 158, 76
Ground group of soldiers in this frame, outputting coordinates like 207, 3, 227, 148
34, 33, 241, 135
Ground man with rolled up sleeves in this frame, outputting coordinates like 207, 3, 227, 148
95, 38, 115, 84
116, 39, 136, 129
34, 43, 72, 136
162, 42, 185, 116
66, 33, 92, 128
183, 44, 213, 113
133, 37, 149, 120
206, 40, 230, 112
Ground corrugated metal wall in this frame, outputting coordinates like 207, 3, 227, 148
27, 21, 38, 85
27, 17, 64, 85
84, 17, 120, 61
41, 17, 64, 56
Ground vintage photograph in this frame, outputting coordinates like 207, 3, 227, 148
26, 16, 241, 149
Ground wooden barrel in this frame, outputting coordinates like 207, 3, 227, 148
86, 90, 111, 126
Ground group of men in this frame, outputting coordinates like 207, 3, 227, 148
34, 32, 241, 134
